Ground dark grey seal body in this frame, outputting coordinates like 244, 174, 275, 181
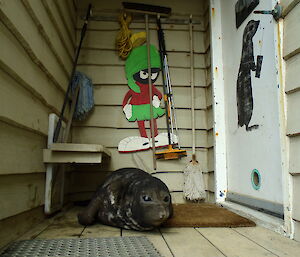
78, 168, 173, 231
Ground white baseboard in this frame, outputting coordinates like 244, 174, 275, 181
219, 201, 286, 235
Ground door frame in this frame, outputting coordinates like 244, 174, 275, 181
209, 0, 292, 237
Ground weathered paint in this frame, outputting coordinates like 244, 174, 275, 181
276, 18, 292, 238
220, 0, 284, 213
209, 0, 227, 202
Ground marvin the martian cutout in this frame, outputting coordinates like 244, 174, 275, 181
118, 45, 177, 152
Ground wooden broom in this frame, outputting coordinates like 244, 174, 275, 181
183, 15, 206, 201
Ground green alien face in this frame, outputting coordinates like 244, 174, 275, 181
125, 44, 161, 93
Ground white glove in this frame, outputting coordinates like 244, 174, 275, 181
152, 95, 160, 108
123, 104, 132, 120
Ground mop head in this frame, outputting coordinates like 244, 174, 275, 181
183, 161, 206, 201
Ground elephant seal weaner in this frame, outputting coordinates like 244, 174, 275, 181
78, 167, 173, 231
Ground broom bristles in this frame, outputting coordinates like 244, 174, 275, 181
183, 162, 206, 201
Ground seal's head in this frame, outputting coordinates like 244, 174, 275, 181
125, 175, 173, 229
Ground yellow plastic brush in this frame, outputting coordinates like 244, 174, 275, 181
155, 145, 187, 160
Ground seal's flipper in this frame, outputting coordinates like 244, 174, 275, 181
77, 196, 102, 226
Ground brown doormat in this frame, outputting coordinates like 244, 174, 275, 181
163, 203, 256, 228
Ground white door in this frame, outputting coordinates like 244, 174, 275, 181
220, 0, 283, 217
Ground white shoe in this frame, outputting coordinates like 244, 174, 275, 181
150, 133, 178, 148
118, 136, 150, 152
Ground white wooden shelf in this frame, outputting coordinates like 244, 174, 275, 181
43, 143, 111, 164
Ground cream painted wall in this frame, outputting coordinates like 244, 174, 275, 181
69, 0, 214, 203
0, 0, 75, 248
282, 0, 300, 242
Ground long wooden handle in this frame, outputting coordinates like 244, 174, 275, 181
189, 15, 196, 156
53, 4, 92, 143
145, 14, 157, 170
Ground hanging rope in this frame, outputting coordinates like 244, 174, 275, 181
116, 12, 133, 59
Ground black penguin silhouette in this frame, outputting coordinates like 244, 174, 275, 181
237, 20, 260, 131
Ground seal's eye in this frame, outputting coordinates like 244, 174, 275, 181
139, 71, 148, 79
163, 196, 169, 202
142, 195, 152, 202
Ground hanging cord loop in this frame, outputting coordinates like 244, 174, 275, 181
116, 12, 133, 59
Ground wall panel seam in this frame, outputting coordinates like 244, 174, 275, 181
284, 48, 300, 61
67, 0, 77, 27
41, 0, 74, 61
0, 10, 66, 95
0, 61, 61, 118
21, 0, 71, 80
282, 0, 300, 17
53, 0, 76, 47
0, 116, 47, 137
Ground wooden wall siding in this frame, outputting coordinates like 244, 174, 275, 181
207, 129, 214, 148
0, 23, 64, 115
78, 29, 207, 53
205, 48, 211, 68
77, 0, 208, 17
41, 0, 75, 59
289, 136, 300, 174
73, 107, 207, 129
294, 220, 300, 242
286, 90, 300, 136
0, 206, 45, 249
67, 0, 77, 30
67, 150, 213, 192
72, 128, 208, 148
203, 1, 213, 200
78, 65, 206, 86
207, 148, 214, 173
0, 1, 69, 94
283, 0, 300, 241
72, 149, 208, 173
53, 0, 76, 48
90, 85, 207, 109
285, 54, 300, 93
79, 49, 207, 68
68, 171, 214, 193
293, 175, 300, 221
0, 173, 45, 220
206, 107, 214, 130
283, 3, 300, 60
0, 0, 74, 227
21, 0, 73, 77
206, 85, 213, 107
78, 21, 207, 32
67, 148, 214, 197
0, 122, 46, 175
293, 175, 300, 242
70, 1, 213, 202
282, 0, 300, 16
0, 69, 49, 135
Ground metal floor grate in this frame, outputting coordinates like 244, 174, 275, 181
0, 236, 162, 257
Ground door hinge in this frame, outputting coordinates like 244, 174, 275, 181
254, 3, 283, 21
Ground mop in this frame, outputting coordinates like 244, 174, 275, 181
183, 15, 206, 201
